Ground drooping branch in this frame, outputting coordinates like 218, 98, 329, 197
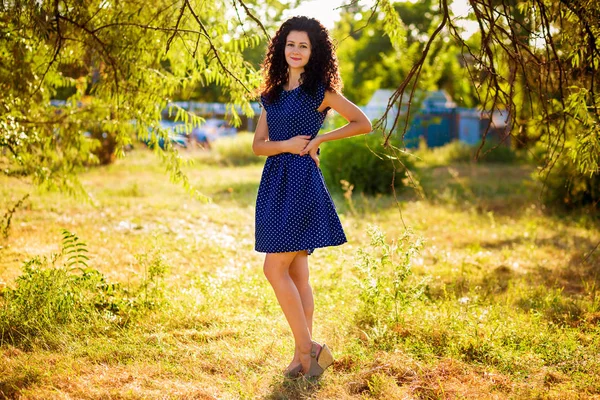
183, 0, 251, 93
230, 0, 248, 37
236, 0, 270, 43
377, 0, 599, 183
57, 14, 121, 100
31, 0, 63, 99
165, 1, 186, 53
374, 0, 449, 146
337, 0, 380, 44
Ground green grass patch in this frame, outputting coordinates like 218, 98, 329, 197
210, 132, 263, 166
0, 147, 599, 399
413, 140, 521, 166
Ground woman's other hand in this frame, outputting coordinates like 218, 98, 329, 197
285, 135, 311, 154
299, 137, 321, 167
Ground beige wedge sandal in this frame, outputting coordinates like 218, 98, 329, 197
304, 341, 334, 378
284, 363, 303, 379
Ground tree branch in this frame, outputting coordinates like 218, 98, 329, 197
57, 14, 121, 99
183, 0, 250, 93
165, 1, 186, 54
236, 0, 270, 43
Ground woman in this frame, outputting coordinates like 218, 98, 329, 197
252, 16, 372, 378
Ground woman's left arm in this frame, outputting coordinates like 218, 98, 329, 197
299, 90, 372, 161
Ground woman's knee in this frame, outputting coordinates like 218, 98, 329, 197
289, 254, 309, 282
263, 263, 280, 282
293, 276, 312, 293
263, 253, 294, 282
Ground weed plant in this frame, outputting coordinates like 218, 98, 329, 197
0, 230, 168, 350
354, 225, 427, 349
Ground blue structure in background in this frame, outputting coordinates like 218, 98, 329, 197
363, 90, 509, 148
404, 108, 483, 148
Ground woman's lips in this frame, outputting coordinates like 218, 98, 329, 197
291, 57, 301, 61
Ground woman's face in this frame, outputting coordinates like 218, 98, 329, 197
284, 30, 311, 69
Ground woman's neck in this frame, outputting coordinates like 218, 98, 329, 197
286, 68, 304, 89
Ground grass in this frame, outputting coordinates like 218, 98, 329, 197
1, 146, 599, 399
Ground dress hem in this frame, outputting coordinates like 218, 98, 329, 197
255, 239, 347, 256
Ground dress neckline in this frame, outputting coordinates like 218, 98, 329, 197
282, 84, 301, 93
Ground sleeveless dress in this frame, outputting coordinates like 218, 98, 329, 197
255, 81, 347, 255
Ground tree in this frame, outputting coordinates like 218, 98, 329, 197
375, 0, 599, 208
332, 0, 477, 108
0, 0, 285, 202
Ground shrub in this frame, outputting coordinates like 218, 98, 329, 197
414, 140, 518, 166
475, 140, 519, 163
212, 132, 262, 166
414, 139, 473, 165
320, 132, 416, 195
537, 153, 600, 210
0, 230, 168, 349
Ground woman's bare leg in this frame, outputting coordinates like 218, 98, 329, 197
263, 251, 313, 374
286, 251, 314, 371
290, 251, 314, 335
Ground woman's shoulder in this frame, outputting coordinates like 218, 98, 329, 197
300, 80, 327, 99
314, 80, 341, 100
316, 80, 327, 92
260, 89, 281, 108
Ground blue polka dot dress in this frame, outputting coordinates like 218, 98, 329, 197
255, 81, 347, 255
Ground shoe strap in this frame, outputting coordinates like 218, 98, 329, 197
310, 343, 322, 358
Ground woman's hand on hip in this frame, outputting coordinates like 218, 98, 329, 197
285, 135, 311, 154
299, 137, 321, 167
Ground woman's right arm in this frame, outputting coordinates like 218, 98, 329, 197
252, 109, 310, 156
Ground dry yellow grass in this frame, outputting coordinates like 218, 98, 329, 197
1, 147, 599, 399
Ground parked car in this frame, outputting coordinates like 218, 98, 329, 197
191, 119, 237, 144
140, 120, 188, 149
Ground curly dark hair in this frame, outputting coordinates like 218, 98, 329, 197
260, 16, 342, 105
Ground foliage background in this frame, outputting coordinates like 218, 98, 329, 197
1, 1, 600, 396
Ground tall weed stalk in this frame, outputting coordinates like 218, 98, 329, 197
354, 226, 427, 348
